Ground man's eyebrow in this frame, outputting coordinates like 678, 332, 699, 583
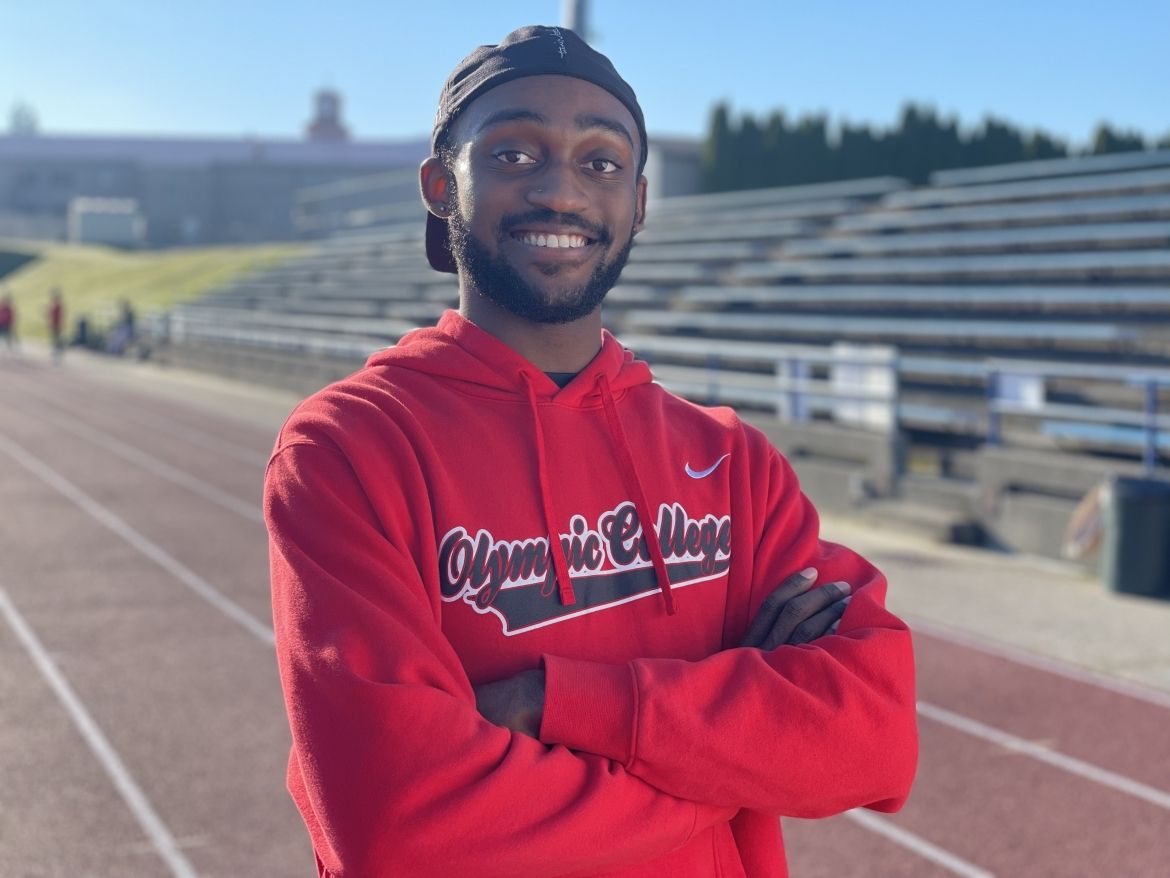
576, 114, 635, 152
474, 107, 635, 153
476, 108, 549, 132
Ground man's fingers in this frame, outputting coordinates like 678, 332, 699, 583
740, 567, 817, 648
760, 582, 852, 650
782, 597, 851, 647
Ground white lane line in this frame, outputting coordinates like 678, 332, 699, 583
844, 809, 995, 878
117, 407, 272, 468
909, 615, 1170, 710
33, 368, 279, 463
22, 404, 263, 524
1, 379, 269, 475
0, 430, 275, 646
0, 586, 201, 878
34, 381, 272, 468
918, 700, 1170, 811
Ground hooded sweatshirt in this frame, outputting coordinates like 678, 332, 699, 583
265, 310, 918, 878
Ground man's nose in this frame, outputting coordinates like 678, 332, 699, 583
527, 162, 590, 213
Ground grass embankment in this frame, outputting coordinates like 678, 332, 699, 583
0, 238, 305, 341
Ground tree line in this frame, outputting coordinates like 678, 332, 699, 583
702, 103, 1170, 192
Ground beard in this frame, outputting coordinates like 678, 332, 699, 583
447, 204, 634, 325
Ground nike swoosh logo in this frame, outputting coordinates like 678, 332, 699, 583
685, 453, 731, 479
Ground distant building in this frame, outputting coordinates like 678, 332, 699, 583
644, 137, 703, 202
306, 89, 350, 144
0, 91, 427, 247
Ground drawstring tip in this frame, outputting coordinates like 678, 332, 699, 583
559, 586, 577, 607
662, 591, 677, 616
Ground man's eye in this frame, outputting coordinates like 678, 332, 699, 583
587, 159, 620, 173
496, 150, 536, 165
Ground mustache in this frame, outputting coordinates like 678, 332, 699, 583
499, 209, 612, 245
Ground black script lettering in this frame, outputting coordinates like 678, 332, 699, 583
438, 528, 473, 599
607, 503, 649, 566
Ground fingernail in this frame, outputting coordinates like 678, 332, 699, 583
838, 582, 852, 595
828, 621, 840, 633
841, 595, 852, 604
799, 567, 818, 581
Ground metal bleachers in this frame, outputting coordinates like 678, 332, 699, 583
733, 250, 1170, 283
883, 166, 1170, 210
931, 148, 1170, 187
834, 193, 1170, 233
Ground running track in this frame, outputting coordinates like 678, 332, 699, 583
1, 357, 1168, 877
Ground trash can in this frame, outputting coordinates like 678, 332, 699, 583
1098, 476, 1170, 598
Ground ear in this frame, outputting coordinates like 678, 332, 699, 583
632, 174, 648, 236
420, 156, 454, 218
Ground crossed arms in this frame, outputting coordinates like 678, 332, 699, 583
265, 433, 917, 876
475, 568, 854, 737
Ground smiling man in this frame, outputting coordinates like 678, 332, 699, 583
265, 25, 917, 878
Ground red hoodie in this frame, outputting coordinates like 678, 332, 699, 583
265, 310, 917, 878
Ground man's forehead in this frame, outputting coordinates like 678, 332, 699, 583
450, 75, 639, 147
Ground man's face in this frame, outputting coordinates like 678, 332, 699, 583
440, 75, 646, 324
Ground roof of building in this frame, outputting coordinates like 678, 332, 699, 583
0, 133, 430, 167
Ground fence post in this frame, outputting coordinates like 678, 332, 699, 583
1145, 379, 1158, 476
706, 353, 720, 406
987, 369, 1001, 446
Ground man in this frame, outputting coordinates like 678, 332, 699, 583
47, 288, 64, 364
0, 293, 16, 352
265, 26, 917, 878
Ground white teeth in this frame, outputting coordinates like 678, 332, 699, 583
518, 232, 588, 249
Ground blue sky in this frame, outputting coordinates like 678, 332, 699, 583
2, 0, 1166, 147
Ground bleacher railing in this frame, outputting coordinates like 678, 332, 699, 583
624, 337, 900, 434
987, 359, 1170, 475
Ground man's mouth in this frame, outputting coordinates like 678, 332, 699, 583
511, 231, 593, 250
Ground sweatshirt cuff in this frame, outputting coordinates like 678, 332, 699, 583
540, 654, 637, 765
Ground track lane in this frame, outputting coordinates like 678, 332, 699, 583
886, 712, 1170, 877
0, 411, 274, 630
915, 632, 1170, 793
0, 429, 310, 875
0, 587, 171, 876
783, 813, 967, 878
33, 362, 290, 454
0, 586, 199, 878
0, 375, 271, 515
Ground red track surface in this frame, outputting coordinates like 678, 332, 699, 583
1, 358, 1168, 877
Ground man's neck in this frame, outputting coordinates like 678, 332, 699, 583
459, 291, 603, 373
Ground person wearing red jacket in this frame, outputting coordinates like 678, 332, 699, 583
265, 25, 917, 878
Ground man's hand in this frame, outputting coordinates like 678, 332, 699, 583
740, 568, 851, 651
473, 669, 545, 737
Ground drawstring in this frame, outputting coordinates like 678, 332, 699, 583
597, 374, 677, 615
522, 374, 577, 607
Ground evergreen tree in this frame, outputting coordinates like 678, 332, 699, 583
1091, 123, 1147, 154
1024, 131, 1068, 160
702, 103, 735, 192
698, 102, 1134, 193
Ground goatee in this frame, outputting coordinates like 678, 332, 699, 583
447, 207, 634, 325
